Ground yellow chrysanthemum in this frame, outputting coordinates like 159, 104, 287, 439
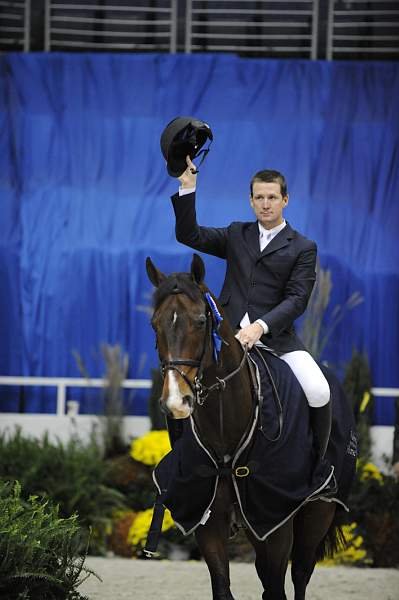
127, 507, 175, 548
130, 430, 171, 466
360, 461, 383, 483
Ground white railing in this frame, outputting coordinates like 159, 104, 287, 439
370, 388, 399, 398
0, 376, 152, 417
44, 0, 178, 52
0, 376, 397, 416
185, 0, 319, 59
327, 0, 399, 60
0, 0, 30, 51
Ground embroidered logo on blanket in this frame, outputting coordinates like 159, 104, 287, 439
346, 430, 358, 458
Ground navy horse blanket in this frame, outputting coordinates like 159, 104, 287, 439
151, 350, 357, 541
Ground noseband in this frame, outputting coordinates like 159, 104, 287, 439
161, 358, 204, 401
159, 288, 247, 406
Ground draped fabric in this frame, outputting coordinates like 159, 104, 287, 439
0, 53, 398, 423
153, 351, 356, 539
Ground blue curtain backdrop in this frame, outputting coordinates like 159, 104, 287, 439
0, 53, 398, 424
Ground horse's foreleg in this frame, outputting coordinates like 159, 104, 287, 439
195, 524, 233, 600
195, 482, 234, 600
246, 520, 293, 600
291, 501, 336, 600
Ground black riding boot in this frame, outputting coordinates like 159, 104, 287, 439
309, 401, 332, 461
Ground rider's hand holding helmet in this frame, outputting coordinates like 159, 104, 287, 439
178, 155, 198, 189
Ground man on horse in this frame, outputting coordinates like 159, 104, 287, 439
169, 156, 332, 468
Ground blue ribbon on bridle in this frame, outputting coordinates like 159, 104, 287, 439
204, 292, 223, 362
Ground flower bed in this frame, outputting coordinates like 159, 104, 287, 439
1, 427, 397, 566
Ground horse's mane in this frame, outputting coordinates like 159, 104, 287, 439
153, 273, 205, 310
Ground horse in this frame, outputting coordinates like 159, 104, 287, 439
146, 253, 345, 600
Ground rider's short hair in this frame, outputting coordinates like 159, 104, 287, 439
250, 170, 288, 198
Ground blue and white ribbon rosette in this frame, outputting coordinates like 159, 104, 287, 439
204, 292, 223, 362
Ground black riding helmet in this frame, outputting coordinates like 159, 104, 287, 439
160, 116, 213, 177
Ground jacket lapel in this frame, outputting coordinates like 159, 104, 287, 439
259, 222, 295, 258
243, 222, 261, 261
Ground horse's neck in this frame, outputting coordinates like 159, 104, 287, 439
194, 324, 254, 460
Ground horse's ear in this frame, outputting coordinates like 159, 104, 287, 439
146, 257, 166, 288
191, 253, 205, 285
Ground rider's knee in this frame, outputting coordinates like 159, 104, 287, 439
305, 376, 330, 408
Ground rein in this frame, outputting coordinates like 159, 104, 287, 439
193, 345, 248, 405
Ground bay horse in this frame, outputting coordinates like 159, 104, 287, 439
146, 254, 343, 600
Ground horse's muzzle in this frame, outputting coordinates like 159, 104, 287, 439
183, 395, 194, 410
159, 399, 172, 417
159, 394, 194, 419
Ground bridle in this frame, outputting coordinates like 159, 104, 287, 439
158, 289, 248, 406
156, 284, 282, 451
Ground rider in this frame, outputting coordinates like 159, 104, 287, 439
169, 156, 332, 464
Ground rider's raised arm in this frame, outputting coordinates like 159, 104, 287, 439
171, 155, 228, 259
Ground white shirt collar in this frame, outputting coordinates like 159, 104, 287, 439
258, 219, 286, 239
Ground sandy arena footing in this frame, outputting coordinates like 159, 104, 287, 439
80, 557, 399, 600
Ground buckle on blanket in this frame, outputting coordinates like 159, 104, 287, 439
235, 466, 250, 478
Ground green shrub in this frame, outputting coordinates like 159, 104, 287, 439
347, 462, 399, 567
0, 480, 97, 599
0, 428, 126, 554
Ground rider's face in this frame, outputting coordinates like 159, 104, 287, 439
250, 181, 288, 230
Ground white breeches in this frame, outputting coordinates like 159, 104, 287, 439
279, 350, 330, 408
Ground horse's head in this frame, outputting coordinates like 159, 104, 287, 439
146, 254, 212, 419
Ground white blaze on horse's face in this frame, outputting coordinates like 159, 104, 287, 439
166, 368, 193, 419
156, 294, 206, 419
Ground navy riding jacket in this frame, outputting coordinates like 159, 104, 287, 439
171, 191, 317, 354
